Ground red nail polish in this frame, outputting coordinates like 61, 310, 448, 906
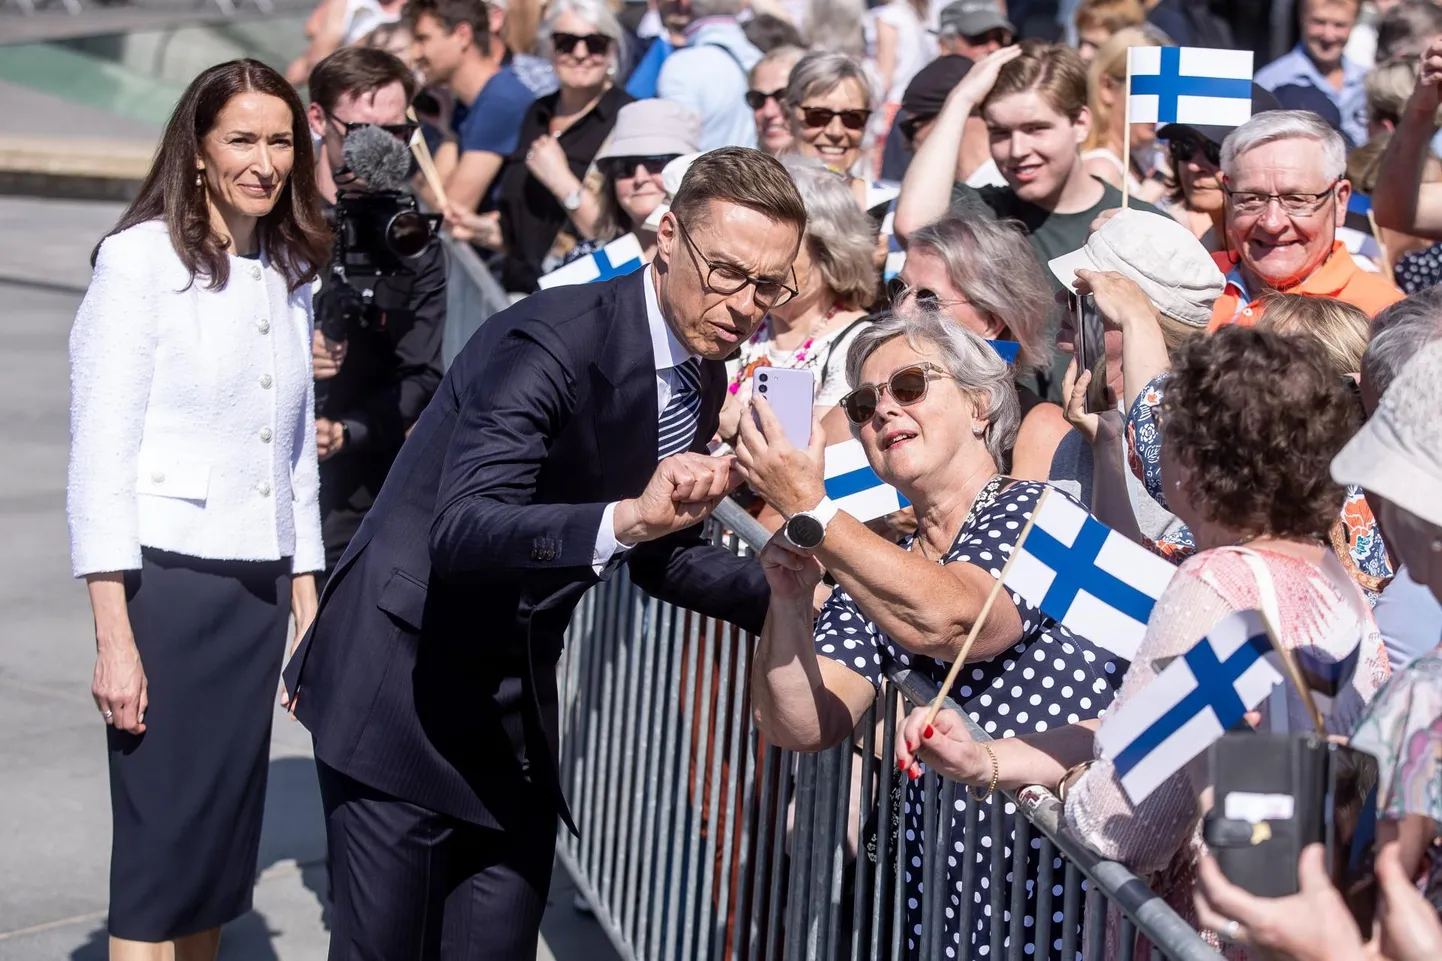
923, 725, 934, 739
909, 767, 920, 780
897, 758, 907, 771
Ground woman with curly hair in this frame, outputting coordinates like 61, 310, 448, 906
897, 326, 1390, 955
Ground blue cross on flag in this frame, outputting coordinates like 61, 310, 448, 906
1001, 492, 1177, 661
823, 439, 909, 523
537, 233, 645, 290
1096, 610, 1283, 804
1128, 46, 1254, 127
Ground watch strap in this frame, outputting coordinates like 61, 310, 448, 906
810, 496, 839, 528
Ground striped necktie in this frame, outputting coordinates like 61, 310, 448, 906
657, 358, 702, 460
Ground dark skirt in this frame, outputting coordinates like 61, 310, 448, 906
107, 548, 291, 941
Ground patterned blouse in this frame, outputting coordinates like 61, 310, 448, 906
1124, 373, 1394, 597
1351, 650, 1442, 825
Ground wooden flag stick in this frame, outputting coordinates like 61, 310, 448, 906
1121, 63, 1133, 211
1259, 611, 1327, 735
921, 488, 1050, 730
1367, 208, 1393, 278
406, 107, 449, 210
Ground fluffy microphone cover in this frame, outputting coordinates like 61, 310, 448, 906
340, 124, 413, 193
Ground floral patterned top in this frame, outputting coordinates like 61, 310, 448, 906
724, 312, 871, 408
1124, 373, 1394, 597
1350, 649, 1442, 825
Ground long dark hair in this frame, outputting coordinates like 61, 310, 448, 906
93, 59, 330, 292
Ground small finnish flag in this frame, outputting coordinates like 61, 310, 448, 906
1128, 46, 1254, 127
1096, 610, 1282, 804
1002, 492, 1176, 661
823, 439, 909, 522
537, 233, 645, 290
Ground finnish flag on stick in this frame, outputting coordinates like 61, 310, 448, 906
1128, 46, 1254, 127
1001, 494, 1176, 661
537, 233, 645, 290
823, 439, 909, 523
1096, 610, 1283, 804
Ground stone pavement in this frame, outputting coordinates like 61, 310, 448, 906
0, 195, 620, 961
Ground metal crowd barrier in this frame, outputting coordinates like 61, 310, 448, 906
436, 234, 1222, 961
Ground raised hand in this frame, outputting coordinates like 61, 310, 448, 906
945, 44, 1024, 113
613, 452, 742, 544
734, 395, 826, 517
758, 531, 823, 603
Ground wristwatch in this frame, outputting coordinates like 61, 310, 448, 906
783, 497, 839, 551
561, 187, 583, 211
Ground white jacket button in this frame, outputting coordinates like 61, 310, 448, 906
259, 374, 273, 389
259, 427, 273, 443
257, 319, 270, 334
257, 481, 272, 497
151, 471, 165, 484
249, 265, 262, 281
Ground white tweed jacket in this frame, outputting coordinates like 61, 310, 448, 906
67, 220, 325, 577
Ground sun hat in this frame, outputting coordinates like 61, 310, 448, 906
1046, 208, 1225, 328
1332, 339, 1442, 527
937, 0, 1016, 39
595, 100, 701, 162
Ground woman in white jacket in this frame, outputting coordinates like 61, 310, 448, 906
67, 59, 331, 961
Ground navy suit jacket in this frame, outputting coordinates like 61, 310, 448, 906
283, 271, 770, 833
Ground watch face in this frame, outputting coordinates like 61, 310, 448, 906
786, 513, 825, 549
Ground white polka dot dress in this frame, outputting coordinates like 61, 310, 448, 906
813, 479, 1125, 960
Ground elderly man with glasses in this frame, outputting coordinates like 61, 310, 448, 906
1208, 109, 1403, 329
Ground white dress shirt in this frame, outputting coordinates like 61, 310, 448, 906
592, 265, 700, 570
67, 220, 325, 577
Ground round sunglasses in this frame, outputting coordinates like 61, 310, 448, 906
552, 32, 612, 57
796, 106, 871, 131
839, 363, 945, 425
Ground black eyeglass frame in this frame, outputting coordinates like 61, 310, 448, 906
744, 88, 786, 110
838, 362, 948, 426
673, 217, 798, 310
328, 116, 420, 143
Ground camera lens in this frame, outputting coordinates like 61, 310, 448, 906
758, 384, 767, 393
758, 372, 768, 381
386, 210, 432, 259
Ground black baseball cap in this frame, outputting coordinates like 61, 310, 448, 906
1156, 82, 1283, 146
900, 55, 976, 120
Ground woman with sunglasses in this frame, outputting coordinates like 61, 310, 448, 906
558, 99, 699, 266
488, 0, 631, 292
748, 45, 805, 156
738, 310, 1117, 960
784, 51, 876, 202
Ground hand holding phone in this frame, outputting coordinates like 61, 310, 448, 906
751, 367, 815, 449
1069, 292, 1110, 415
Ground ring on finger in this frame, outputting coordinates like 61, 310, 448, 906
1221, 920, 1241, 943
102, 710, 114, 720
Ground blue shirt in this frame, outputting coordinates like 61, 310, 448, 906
625, 35, 673, 99
1372, 566, 1442, 672
451, 66, 536, 158
1254, 43, 1367, 149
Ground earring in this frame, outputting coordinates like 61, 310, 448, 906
196, 172, 202, 187
973, 426, 984, 437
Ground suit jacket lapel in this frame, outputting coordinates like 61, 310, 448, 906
592, 272, 658, 495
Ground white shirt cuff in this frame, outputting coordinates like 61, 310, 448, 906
593, 501, 634, 575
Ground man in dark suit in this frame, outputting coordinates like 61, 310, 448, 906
283, 147, 806, 960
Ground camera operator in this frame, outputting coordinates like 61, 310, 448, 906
307, 47, 446, 575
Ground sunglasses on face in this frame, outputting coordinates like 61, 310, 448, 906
331, 118, 419, 143
898, 113, 935, 143
886, 277, 969, 311
745, 88, 786, 110
796, 106, 871, 131
552, 32, 612, 57
839, 363, 946, 426
598, 154, 679, 180
1168, 135, 1221, 168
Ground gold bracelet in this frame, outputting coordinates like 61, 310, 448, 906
1056, 759, 1097, 802
968, 742, 1000, 802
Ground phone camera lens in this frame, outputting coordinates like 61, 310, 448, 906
758, 384, 767, 393
758, 372, 768, 382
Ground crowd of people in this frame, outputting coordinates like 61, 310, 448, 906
58, 0, 1442, 959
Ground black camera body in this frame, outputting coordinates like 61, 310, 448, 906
319, 189, 441, 344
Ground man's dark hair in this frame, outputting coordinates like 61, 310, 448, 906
1161, 325, 1359, 541
743, 13, 803, 53
670, 147, 807, 234
404, 0, 489, 42
309, 47, 419, 117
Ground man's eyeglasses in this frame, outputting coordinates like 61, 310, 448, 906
839, 363, 946, 425
330, 117, 419, 143
796, 106, 871, 131
745, 88, 786, 110
886, 277, 970, 311
553, 32, 612, 57
1167, 135, 1222, 169
898, 114, 935, 144
1224, 179, 1341, 216
674, 218, 797, 310
598, 154, 679, 180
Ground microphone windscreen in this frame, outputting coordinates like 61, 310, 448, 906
342, 124, 413, 193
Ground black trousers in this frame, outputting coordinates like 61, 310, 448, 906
316, 760, 557, 960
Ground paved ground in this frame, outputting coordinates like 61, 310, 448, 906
0, 195, 620, 960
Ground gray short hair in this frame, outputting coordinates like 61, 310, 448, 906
750, 44, 805, 86
690, 0, 744, 18
1365, 288, 1442, 397
1220, 109, 1347, 183
784, 50, 876, 112
781, 155, 877, 308
905, 215, 1054, 374
539, 0, 625, 65
845, 310, 1021, 465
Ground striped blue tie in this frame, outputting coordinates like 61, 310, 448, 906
657, 358, 702, 460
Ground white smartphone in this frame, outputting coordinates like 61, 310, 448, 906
752, 367, 814, 449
